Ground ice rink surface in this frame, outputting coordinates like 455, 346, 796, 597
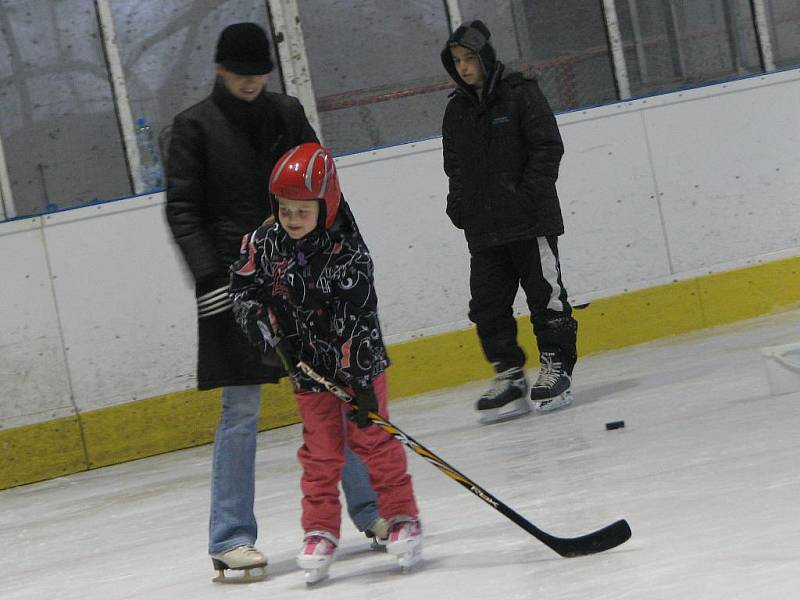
3, 310, 800, 600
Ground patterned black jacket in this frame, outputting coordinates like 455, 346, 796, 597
441, 62, 566, 252
230, 201, 390, 392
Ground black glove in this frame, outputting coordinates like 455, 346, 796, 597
238, 301, 282, 354
350, 384, 379, 429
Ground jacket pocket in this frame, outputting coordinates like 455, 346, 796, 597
495, 173, 533, 220
446, 196, 463, 229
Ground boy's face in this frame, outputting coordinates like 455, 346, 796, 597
215, 65, 267, 102
450, 45, 484, 88
277, 196, 319, 239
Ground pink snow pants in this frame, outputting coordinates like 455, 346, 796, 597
295, 373, 418, 538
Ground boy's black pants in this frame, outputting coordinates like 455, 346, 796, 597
468, 236, 578, 375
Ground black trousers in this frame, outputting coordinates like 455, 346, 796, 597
468, 236, 577, 374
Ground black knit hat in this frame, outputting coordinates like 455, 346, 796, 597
215, 22, 274, 75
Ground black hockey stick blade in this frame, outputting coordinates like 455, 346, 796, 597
536, 518, 631, 557
289, 356, 633, 558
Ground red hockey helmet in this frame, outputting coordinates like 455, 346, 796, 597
269, 143, 341, 230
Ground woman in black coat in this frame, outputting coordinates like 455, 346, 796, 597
164, 22, 381, 582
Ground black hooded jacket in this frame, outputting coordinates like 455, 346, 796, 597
441, 22, 565, 251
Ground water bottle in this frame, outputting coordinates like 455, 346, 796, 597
135, 117, 164, 193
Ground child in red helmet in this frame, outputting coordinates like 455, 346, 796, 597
229, 143, 421, 584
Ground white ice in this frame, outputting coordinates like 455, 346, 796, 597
3, 310, 800, 600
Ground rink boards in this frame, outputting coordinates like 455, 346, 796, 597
1, 67, 799, 489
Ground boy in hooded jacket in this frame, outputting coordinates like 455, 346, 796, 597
441, 20, 578, 423
230, 143, 422, 584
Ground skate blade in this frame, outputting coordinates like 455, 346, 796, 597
370, 537, 389, 552
387, 536, 422, 558
477, 398, 531, 424
394, 544, 423, 572
303, 567, 330, 585
534, 390, 573, 413
212, 565, 267, 584
297, 554, 333, 585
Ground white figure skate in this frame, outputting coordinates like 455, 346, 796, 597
297, 531, 338, 585
365, 516, 390, 552
385, 516, 423, 572
210, 544, 267, 583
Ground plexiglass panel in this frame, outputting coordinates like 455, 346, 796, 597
766, 0, 800, 67
616, 0, 762, 97
0, 0, 132, 217
297, 0, 451, 154
0, 0, 786, 221
109, 0, 279, 171
457, 0, 618, 111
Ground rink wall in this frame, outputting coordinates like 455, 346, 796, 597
2, 68, 799, 489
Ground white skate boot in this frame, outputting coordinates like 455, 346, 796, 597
365, 516, 390, 552
530, 352, 573, 412
385, 516, 422, 572
297, 531, 337, 585
210, 544, 267, 583
476, 366, 531, 424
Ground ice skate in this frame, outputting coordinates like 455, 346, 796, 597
297, 531, 337, 585
530, 352, 573, 412
210, 544, 267, 583
475, 366, 530, 424
365, 516, 389, 552
385, 516, 422, 572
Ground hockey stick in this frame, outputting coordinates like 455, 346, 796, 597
286, 355, 631, 558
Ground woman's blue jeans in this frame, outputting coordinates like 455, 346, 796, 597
208, 385, 379, 554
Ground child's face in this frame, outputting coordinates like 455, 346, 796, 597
215, 65, 267, 102
277, 197, 319, 239
450, 45, 484, 88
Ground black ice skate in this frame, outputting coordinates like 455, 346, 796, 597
476, 367, 531, 424
530, 352, 572, 412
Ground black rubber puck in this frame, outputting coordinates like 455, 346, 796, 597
605, 420, 625, 430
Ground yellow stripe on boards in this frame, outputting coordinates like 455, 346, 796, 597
697, 258, 800, 327
1, 381, 299, 489
382, 257, 800, 395
81, 381, 299, 469
1, 255, 799, 490
0, 416, 87, 488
